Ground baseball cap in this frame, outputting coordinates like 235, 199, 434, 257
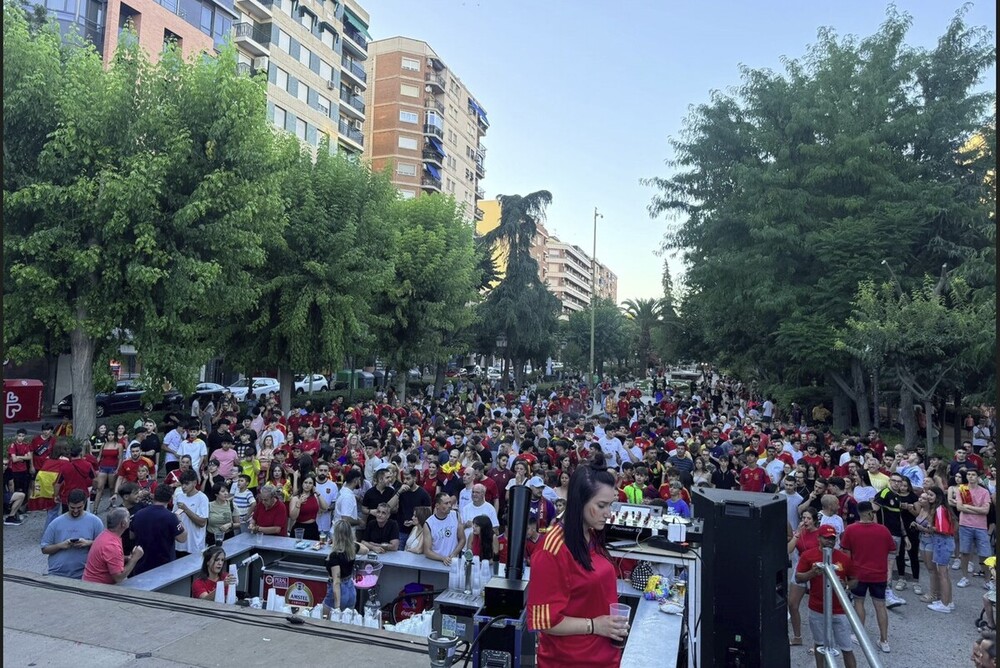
818, 524, 837, 538
374, 462, 391, 472
527, 476, 545, 488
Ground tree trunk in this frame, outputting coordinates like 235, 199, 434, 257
433, 365, 445, 398
872, 366, 880, 431
899, 382, 918, 449
278, 367, 293, 414
924, 398, 936, 455
953, 389, 963, 450
45, 352, 60, 414
70, 316, 97, 440
850, 359, 872, 434
832, 383, 851, 433
395, 372, 407, 403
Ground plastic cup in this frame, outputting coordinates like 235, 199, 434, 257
609, 602, 630, 649
294, 528, 305, 541
214, 532, 225, 545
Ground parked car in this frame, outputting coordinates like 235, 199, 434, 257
190, 382, 228, 408
226, 377, 280, 402
486, 367, 502, 381
460, 364, 482, 378
294, 374, 329, 394
57, 381, 185, 418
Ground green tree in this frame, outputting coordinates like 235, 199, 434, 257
4, 10, 283, 437
220, 138, 398, 409
645, 7, 995, 424
477, 191, 561, 386
622, 298, 661, 371
562, 298, 629, 378
376, 194, 479, 400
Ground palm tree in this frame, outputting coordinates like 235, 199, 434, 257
622, 298, 662, 371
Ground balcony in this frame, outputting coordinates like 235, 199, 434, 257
423, 123, 444, 140
339, 89, 365, 117
422, 149, 443, 166
235, 0, 271, 21
475, 159, 485, 178
475, 185, 485, 200
338, 118, 364, 148
234, 21, 270, 57
342, 25, 367, 56
426, 98, 445, 115
474, 206, 484, 221
425, 71, 445, 93
421, 175, 441, 192
341, 55, 367, 86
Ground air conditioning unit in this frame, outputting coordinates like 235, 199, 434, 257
253, 56, 268, 70
352, 85, 361, 95
352, 119, 362, 130
327, 80, 336, 90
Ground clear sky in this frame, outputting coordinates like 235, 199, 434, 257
368, 1, 996, 304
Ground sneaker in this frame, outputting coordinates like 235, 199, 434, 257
957, 577, 970, 588
3, 515, 22, 526
877, 640, 891, 653
974, 570, 986, 578
886, 597, 904, 610
951, 559, 962, 570
894, 580, 906, 591
928, 601, 953, 613
947, 602, 955, 610
913, 584, 923, 595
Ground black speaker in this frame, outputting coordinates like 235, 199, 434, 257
692, 488, 789, 668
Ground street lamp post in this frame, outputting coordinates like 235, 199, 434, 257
496, 334, 507, 389
589, 207, 602, 384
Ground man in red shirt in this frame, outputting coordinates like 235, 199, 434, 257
54, 446, 95, 513
795, 524, 858, 668
249, 485, 288, 535
82, 508, 144, 584
739, 451, 767, 492
113, 443, 155, 497
30, 423, 56, 475
839, 501, 897, 653
7, 429, 33, 501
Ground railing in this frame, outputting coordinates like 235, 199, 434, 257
421, 176, 441, 189
422, 149, 444, 163
236, 62, 251, 76
425, 71, 445, 89
423, 123, 444, 140
234, 22, 270, 46
342, 25, 367, 49
427, 99, 445, 114
338, 119, 364, 145
816, 548, 884, 668
474, 207, 484, 220
341, 55, 367, 83
475, 186, 485, 199
475, 159, 485, 177
339, 89, 365, 114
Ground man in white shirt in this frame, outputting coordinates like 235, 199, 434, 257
757, 447, 786, 486
172, 470, 208, 557
460, 484, 499, 542
176, 424, 208, 481
162, 424, 186, 474
314, 463, 339, 535
598, 429, 627, 468
260, 416, 285, 449
334, 469, 362, 527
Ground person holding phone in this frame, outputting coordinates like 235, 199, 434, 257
40, 489, 104, 579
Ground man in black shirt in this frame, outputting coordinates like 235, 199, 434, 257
130, 486, 186, 576
361, 465, 399, 523
360, 503, 399, 553
395, 469, 430, 545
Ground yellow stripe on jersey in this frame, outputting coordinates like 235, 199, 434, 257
531, 603, 552, 629
542, 525, 565, 554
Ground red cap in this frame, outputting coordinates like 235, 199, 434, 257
818, 524, 837, 538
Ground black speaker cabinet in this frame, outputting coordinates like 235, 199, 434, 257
692, 488, 789, 668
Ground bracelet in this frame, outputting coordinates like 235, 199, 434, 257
587, 618, 593, 635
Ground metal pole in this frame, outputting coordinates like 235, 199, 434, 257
817, 559, 886, 668
818, 546, 840, 664
589, 207, 601, 384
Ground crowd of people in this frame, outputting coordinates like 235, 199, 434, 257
3, 367, 995, 665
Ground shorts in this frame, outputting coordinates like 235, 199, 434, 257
99, 466, 116, 475
323, 580, 357, 610
919, 533, 933, 552
808, 609, 853, 652
959, 526, 992, 557
931, 534, 955, 566
11, 471, 30, 496
850, 581, 887, 600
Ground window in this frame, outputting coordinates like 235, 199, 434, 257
295, 118, 307, 141
399, 189, 416, 200
319, 59, 332, 81
277, 29, 290, 51
318, 130, 329, 147
296, 81, 308, 104
163, 28, 180, 52
398, 136, 418, 151
275, 67, 288, 91
400, 83, 419, 97
447, 178, 455, 193
199, 4, 213, 35
298, 45, 311, 68
399, 110, 418, 124
273, 105, 287, 130
317, 94, 331, 115
397, 163, 416, 176
401, 57, 420, 71
426, 111, 442, 127
321, 29, 335, 49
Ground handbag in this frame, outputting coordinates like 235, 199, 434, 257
629, 560, 655, 591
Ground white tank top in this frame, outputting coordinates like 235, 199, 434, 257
425, 511, 460, 557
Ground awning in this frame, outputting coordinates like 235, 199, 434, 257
468, 98, 488, 122
424, 163, 441, 180
428, 136, 447, 157
343, 8, 371, 41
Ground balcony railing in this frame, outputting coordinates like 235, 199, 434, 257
236, 62, 251, 76
341, 55, 367, 83
234, 21, 270, 47
422, 149, 444, 164
339, 89, 365, 114
425, 71, 445, 91
338, 118, 364, 146
423, 123, 444, 140
421, 175, 441, 191
475, 186, 485, 200
475, 159, 485, 178
427, 99, 445, 114
474, 206, 484, 221
343, 25, 367, 50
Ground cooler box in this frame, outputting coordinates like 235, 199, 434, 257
260, 560, 330, 609
4, 379, 44, 423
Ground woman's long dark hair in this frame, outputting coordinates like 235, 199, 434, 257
562, 452, 616, 572
200, 546, 226, 579
473, 515, 496, 561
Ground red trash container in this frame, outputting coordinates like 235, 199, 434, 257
4, 379, 44, 423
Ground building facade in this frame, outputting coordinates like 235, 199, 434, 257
476, 200, 618, 317
363, 36, 488, 222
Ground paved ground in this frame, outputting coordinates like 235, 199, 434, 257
4, 508, 990, 667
